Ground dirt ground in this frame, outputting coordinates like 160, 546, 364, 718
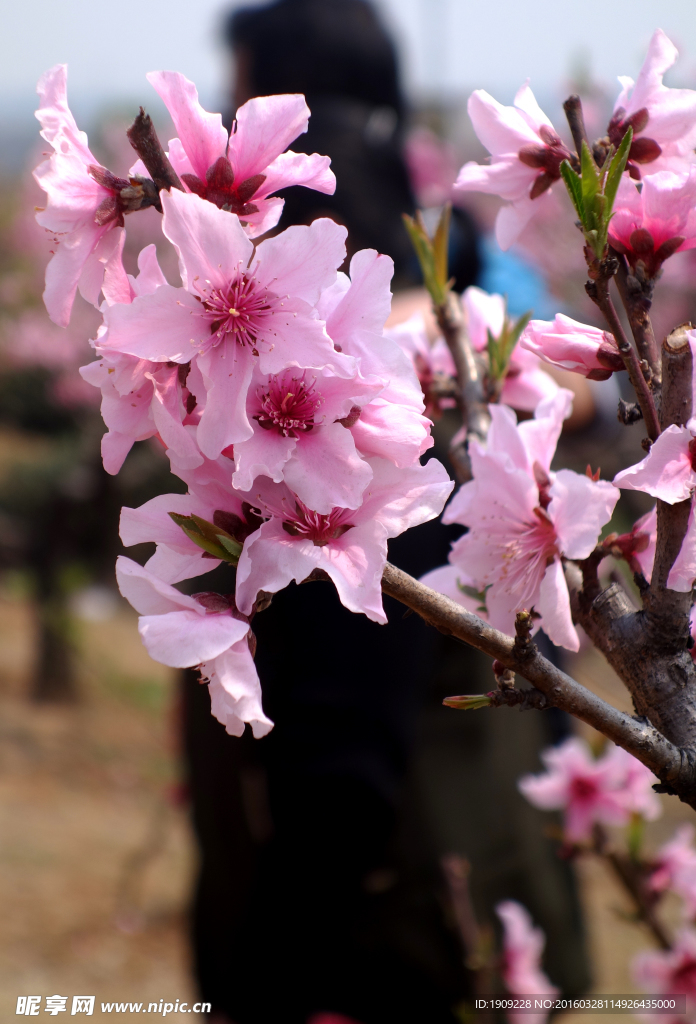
0, 590, 202, 1021
0, 588, 694, 1023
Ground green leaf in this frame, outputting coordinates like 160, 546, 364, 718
403, 207, 451, 307
433, 202, 451, 289
604, 125, 633, 213
560, 160, 584, 222
168, 511, 241, 565
443, 693, 494, 711
580, 139, 600, 207
216, 533, 243, 560
486, 306, 532, 387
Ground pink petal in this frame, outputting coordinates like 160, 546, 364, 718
115, 555, 201, 615
145, 546, 218, 586
138, 608, 248, 667
101, 431, 134, 475
324, 250, 394, 342
318, 519, 388, 624
205, 642, 273, 739
147, 368, 203, 469
131, 244, 168, 297
251, 218, 347, 305
419, 564, 483, 614
537, 558, 579, 652
161, 189, 253, 293
120, 492, 210, 548
239, 196, 285, 238
667, 502, 696, 592
518, 390, 573, 473
196, 343, 255, 458
232, 426, 296, 492
104, 285, 206, 362
236, 518, 321, 615
614, 425, 694, 502
147, 71, 227, 181
466, 88, 545, 155
42, 222, 106, 327
349, 398, 433, 467
260, 150, 335, 197
282, 422, 372, 514
549, 470, 619, 560
462, 286, 505, 351
230, 94, 310, 183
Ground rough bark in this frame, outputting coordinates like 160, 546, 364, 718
611, 247, 661, 387
380, 563, 696, 807
564, 327, 696, 784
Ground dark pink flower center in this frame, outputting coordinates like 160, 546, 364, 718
198, 274, 273, 354
281, 500, 355, 547
518, 125, 573, 200
610, 228, 685, 277
181, 156, 266, 220
256, 372, 322, 437
607, 106, 661, 180
569, 776, 598, 802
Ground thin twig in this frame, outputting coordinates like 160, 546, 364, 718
593, 825, 671, 950
563, 95, 590, 158
586, 270, 660, 441
434, 291, 490, 480
380, 562, 695, 804
611, 247, 661, 385
127, 108, 184, 194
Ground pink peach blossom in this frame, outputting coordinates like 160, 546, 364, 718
520, 314, 624, 380
606, 507, 658, 581
610, 29, 696, 180
80, 245, 201, 474
613, 334, 696, 591
102, 192, 353, 460
454, 85, 571, 249
650, 825, 696, 919
33, 65, 129, 325
148, 71, 335, 237
116, 557, 272, 738
235, 457, 453, 624
609, 170, 696, 277
232, 365, 382, 514
462, 286, 560, 411
496, 901, 558, 1024
633, 928, 696, 1024
386, 313, 456, 420
119, 452, 262, 585
442, 395, 618, 650
318, 250, 434, 467
518, 737, 660, 843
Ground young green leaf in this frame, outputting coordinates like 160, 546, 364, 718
560, 161, 584, 222
604, 126, 633, 213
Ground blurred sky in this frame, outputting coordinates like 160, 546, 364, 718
2, 0, 696, 165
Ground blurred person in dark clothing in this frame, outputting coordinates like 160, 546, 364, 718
181, 3, 589, 1022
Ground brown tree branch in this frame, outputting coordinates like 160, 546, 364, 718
593, 825, 671, 951
611, 247, 661, 386
434, 292, 490, 481
585, 268, 661, 441
380, 562, 696, 806
563, 95, 590, 158
127, 108, 184, 194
